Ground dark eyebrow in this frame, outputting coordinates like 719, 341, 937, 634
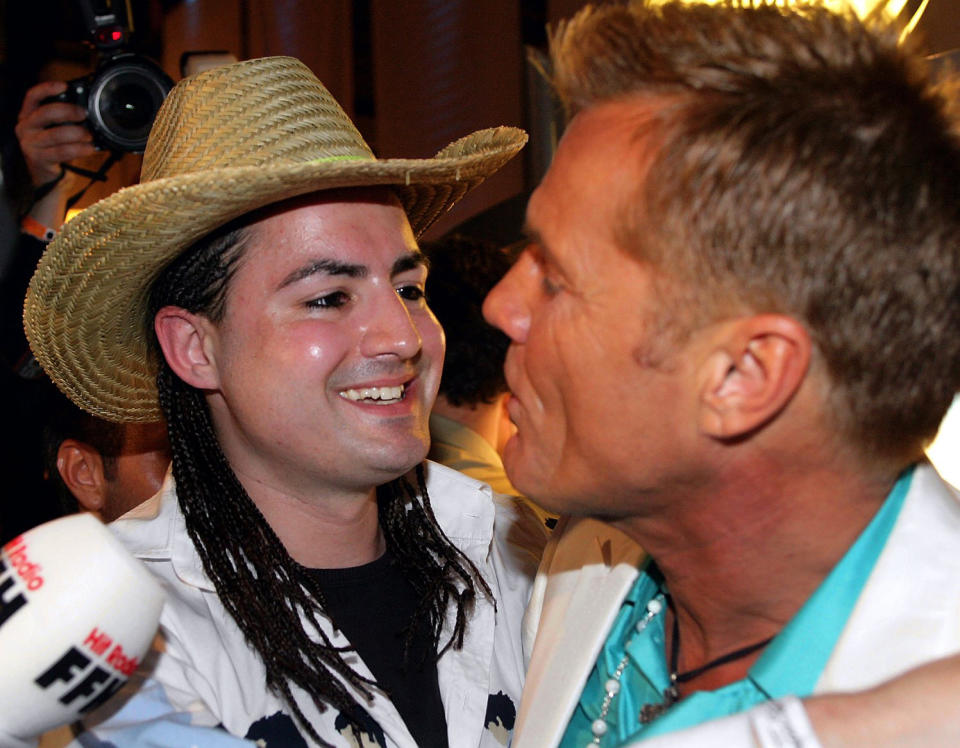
392, 250, 429, 277
521, 224, 550, 262
277, 250, 427, 290
521, 222, 539, 246
278, 258, 367, 289
522, 225, 573, 284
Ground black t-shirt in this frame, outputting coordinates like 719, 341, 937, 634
304, 547, 449, 748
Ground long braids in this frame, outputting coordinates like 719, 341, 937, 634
148, 215, 492, 746
378, 466, 493, 659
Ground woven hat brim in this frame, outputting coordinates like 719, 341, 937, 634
25, 126, 527, 423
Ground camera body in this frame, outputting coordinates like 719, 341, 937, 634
48, 52, 173, 154
42, 1, 173, 154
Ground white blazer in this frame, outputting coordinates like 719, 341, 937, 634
513, 463, 960, 747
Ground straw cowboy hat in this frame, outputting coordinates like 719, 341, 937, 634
24, 56, 527, 423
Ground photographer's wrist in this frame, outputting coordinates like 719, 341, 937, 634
28, 167, 73, 229
21, 215, 56, 243
32, 166, 66, 202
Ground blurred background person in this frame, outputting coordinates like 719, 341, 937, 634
0, 82, 99, 543
41, 385, 170, 523
424, 231, 555, 529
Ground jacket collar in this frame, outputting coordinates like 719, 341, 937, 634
817, 461, 960, 690
515, 517, 645, 747
110, 461, 497, 592
428, 413, 505, 472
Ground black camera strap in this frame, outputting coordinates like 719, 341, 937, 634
63, 151, 122, 209
32, 168, 67, 204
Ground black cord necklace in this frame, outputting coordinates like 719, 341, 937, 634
638, 598, 775, 724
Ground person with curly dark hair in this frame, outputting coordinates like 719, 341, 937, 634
40, 383, 169, 522
423, 233, 554, 529
24, 56, 544, 747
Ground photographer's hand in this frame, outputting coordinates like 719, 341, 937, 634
15, 81, 97, 189
15, 81, 98, 229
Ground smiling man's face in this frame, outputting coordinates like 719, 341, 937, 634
200, 188, 444, 500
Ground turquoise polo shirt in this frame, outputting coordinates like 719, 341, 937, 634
560, 467, 914, 747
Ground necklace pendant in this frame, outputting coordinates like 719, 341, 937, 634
638, 683, 680, 725
638, 701, 668, 724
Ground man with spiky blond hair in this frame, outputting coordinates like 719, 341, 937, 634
482, 3, 960, 746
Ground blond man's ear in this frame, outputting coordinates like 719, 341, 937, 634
697, 314, 811, 440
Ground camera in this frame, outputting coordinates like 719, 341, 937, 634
47, 53, 173, 153
43, 0, 173, 154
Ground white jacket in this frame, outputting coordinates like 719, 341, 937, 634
513, 462, 960, 747
74, 461, 547, 748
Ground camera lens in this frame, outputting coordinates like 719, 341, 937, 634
87, 56, 173, 153
104, 80, 156, 132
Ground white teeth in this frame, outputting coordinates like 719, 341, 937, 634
339, 385, 405, 403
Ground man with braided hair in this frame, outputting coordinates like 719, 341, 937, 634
24, 56, 544, 747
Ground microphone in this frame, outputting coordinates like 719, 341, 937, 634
0, 513, 164, 744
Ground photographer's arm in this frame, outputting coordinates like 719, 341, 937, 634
0, 82, 98, 370
15, 80, 97, 227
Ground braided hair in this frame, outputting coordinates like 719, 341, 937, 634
147, 213, 492, 746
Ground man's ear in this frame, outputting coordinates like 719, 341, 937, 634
154, 306, 220, 390
57, 440, 107, 517
495, 391, 518, 455
697, 314, 811, 440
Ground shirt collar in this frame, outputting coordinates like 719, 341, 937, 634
428, 413, 505, 470
748, 464, 914, 697
110, 462, 496, 592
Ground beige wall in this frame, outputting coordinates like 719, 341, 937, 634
914, 0, 960, 54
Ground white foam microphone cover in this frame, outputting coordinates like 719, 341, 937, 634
0, 513, 164, 742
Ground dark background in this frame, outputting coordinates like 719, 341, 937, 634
3, 0, 955, 234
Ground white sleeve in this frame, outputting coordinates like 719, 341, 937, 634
628, 697, 823, 748
67, 674, 258, 747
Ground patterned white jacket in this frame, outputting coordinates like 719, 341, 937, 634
72, 461, 547, 748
